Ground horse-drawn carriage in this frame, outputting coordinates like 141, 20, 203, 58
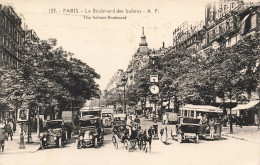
112, 114, 152, 152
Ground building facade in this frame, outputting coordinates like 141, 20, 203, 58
126, 27, 151, 86
172, 0, 260, 55
105, 69, 126, 92
0, 4, 25, 68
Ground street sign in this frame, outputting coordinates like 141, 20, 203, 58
150, 75, 158, 83
150, 85, 159, 94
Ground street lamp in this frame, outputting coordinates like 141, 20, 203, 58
121, 75, 127, 114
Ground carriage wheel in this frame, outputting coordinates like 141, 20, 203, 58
177, 134, 182, 143
124, 140, 129, 150
112, 136, 118, 149
195, 135, 199, 143
132, 140, 136, 148
139, 140, 143, 150
143, 141, 147, 151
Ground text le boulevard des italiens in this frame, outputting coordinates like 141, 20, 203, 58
48, 8, 160, 20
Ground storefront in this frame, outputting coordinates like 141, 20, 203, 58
232, 100, 260, 125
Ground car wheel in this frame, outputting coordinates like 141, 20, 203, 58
94, 138, 98, 148
195, 135, 199, 143
59, 138, 62, 148
177, 134, 182, 143
40, 141, 45, 150
77, 140, 82, 149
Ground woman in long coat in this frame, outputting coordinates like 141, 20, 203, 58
0, 122, 7, 152
161, 121, 168, 144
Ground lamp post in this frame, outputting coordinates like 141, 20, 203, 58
121, 75, 127, 114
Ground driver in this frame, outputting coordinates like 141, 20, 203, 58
134, 115, 140, 126
126, 116, 133, 137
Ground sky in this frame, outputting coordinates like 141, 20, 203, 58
1, 0, 256, 90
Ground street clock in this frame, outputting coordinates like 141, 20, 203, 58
150, 85, 159, 94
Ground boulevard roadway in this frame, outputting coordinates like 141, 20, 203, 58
0, 118, 259, 165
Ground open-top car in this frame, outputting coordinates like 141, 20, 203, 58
40, 119, 67, 149
76, 115, 104, 149
173, 117, 200, 143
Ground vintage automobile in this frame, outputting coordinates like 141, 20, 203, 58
134, 109, 143, 118
40, 119, 67, 149
76, 115, 104, 149
179, 104, 223, 139
101, 108, 113, 127
173, 117, 200, 143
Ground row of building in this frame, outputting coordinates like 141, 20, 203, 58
0, 4, 39, 68
0, 4, 40, 121
105, 0, 260, 123
106, 0, 259, 94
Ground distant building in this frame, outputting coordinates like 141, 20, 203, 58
0, 4, 25, 68
126, 27, 151, 86
25, 29, 39, 43
105, 69, 126, 92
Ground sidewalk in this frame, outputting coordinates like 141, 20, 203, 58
222, 125, 260, 143
2, 132, 40, 154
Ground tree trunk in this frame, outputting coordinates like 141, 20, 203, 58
174, 95, 179, 113
168, 95, 170, 112
37, 106, 40, 139
229, 90, 233, 134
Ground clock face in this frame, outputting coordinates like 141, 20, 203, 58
150, 85, 159, 94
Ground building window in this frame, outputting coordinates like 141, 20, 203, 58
251, 14, 257, 29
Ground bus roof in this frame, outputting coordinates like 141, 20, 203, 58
79, 106, 101, 112
80, 115, 100, 120
180, 104, 223, 113
113, 113, 126, 118
102, 108, 114, 113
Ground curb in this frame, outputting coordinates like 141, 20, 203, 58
3, 147, 40, 154
2, 143, 40, 154
222, 133, 259, 143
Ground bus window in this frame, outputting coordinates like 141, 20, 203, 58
184, 110, 188, 117
191, 110, 194, 117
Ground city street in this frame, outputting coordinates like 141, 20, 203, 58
0, 119, 259, 165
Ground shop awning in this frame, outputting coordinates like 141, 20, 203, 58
145, 101, 153, 108
180, 104, 223, 113
233, 100, 260, 110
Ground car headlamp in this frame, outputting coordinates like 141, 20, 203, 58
43, 138, 47, 141
54, 136, 57, 140
89, 135, 93, 139
79, 136, 83, 140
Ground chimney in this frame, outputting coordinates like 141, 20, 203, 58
162, 42, 165, 48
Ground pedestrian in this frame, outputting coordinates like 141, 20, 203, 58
197, 113, 203, 124
147, 126, 154, 151
0, 121, 7, 153
163, 113, 167, 125
5, 122, 13, 141
208, 118, 215, 139
161, 121, 168, 144
239, 115, 243, 128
